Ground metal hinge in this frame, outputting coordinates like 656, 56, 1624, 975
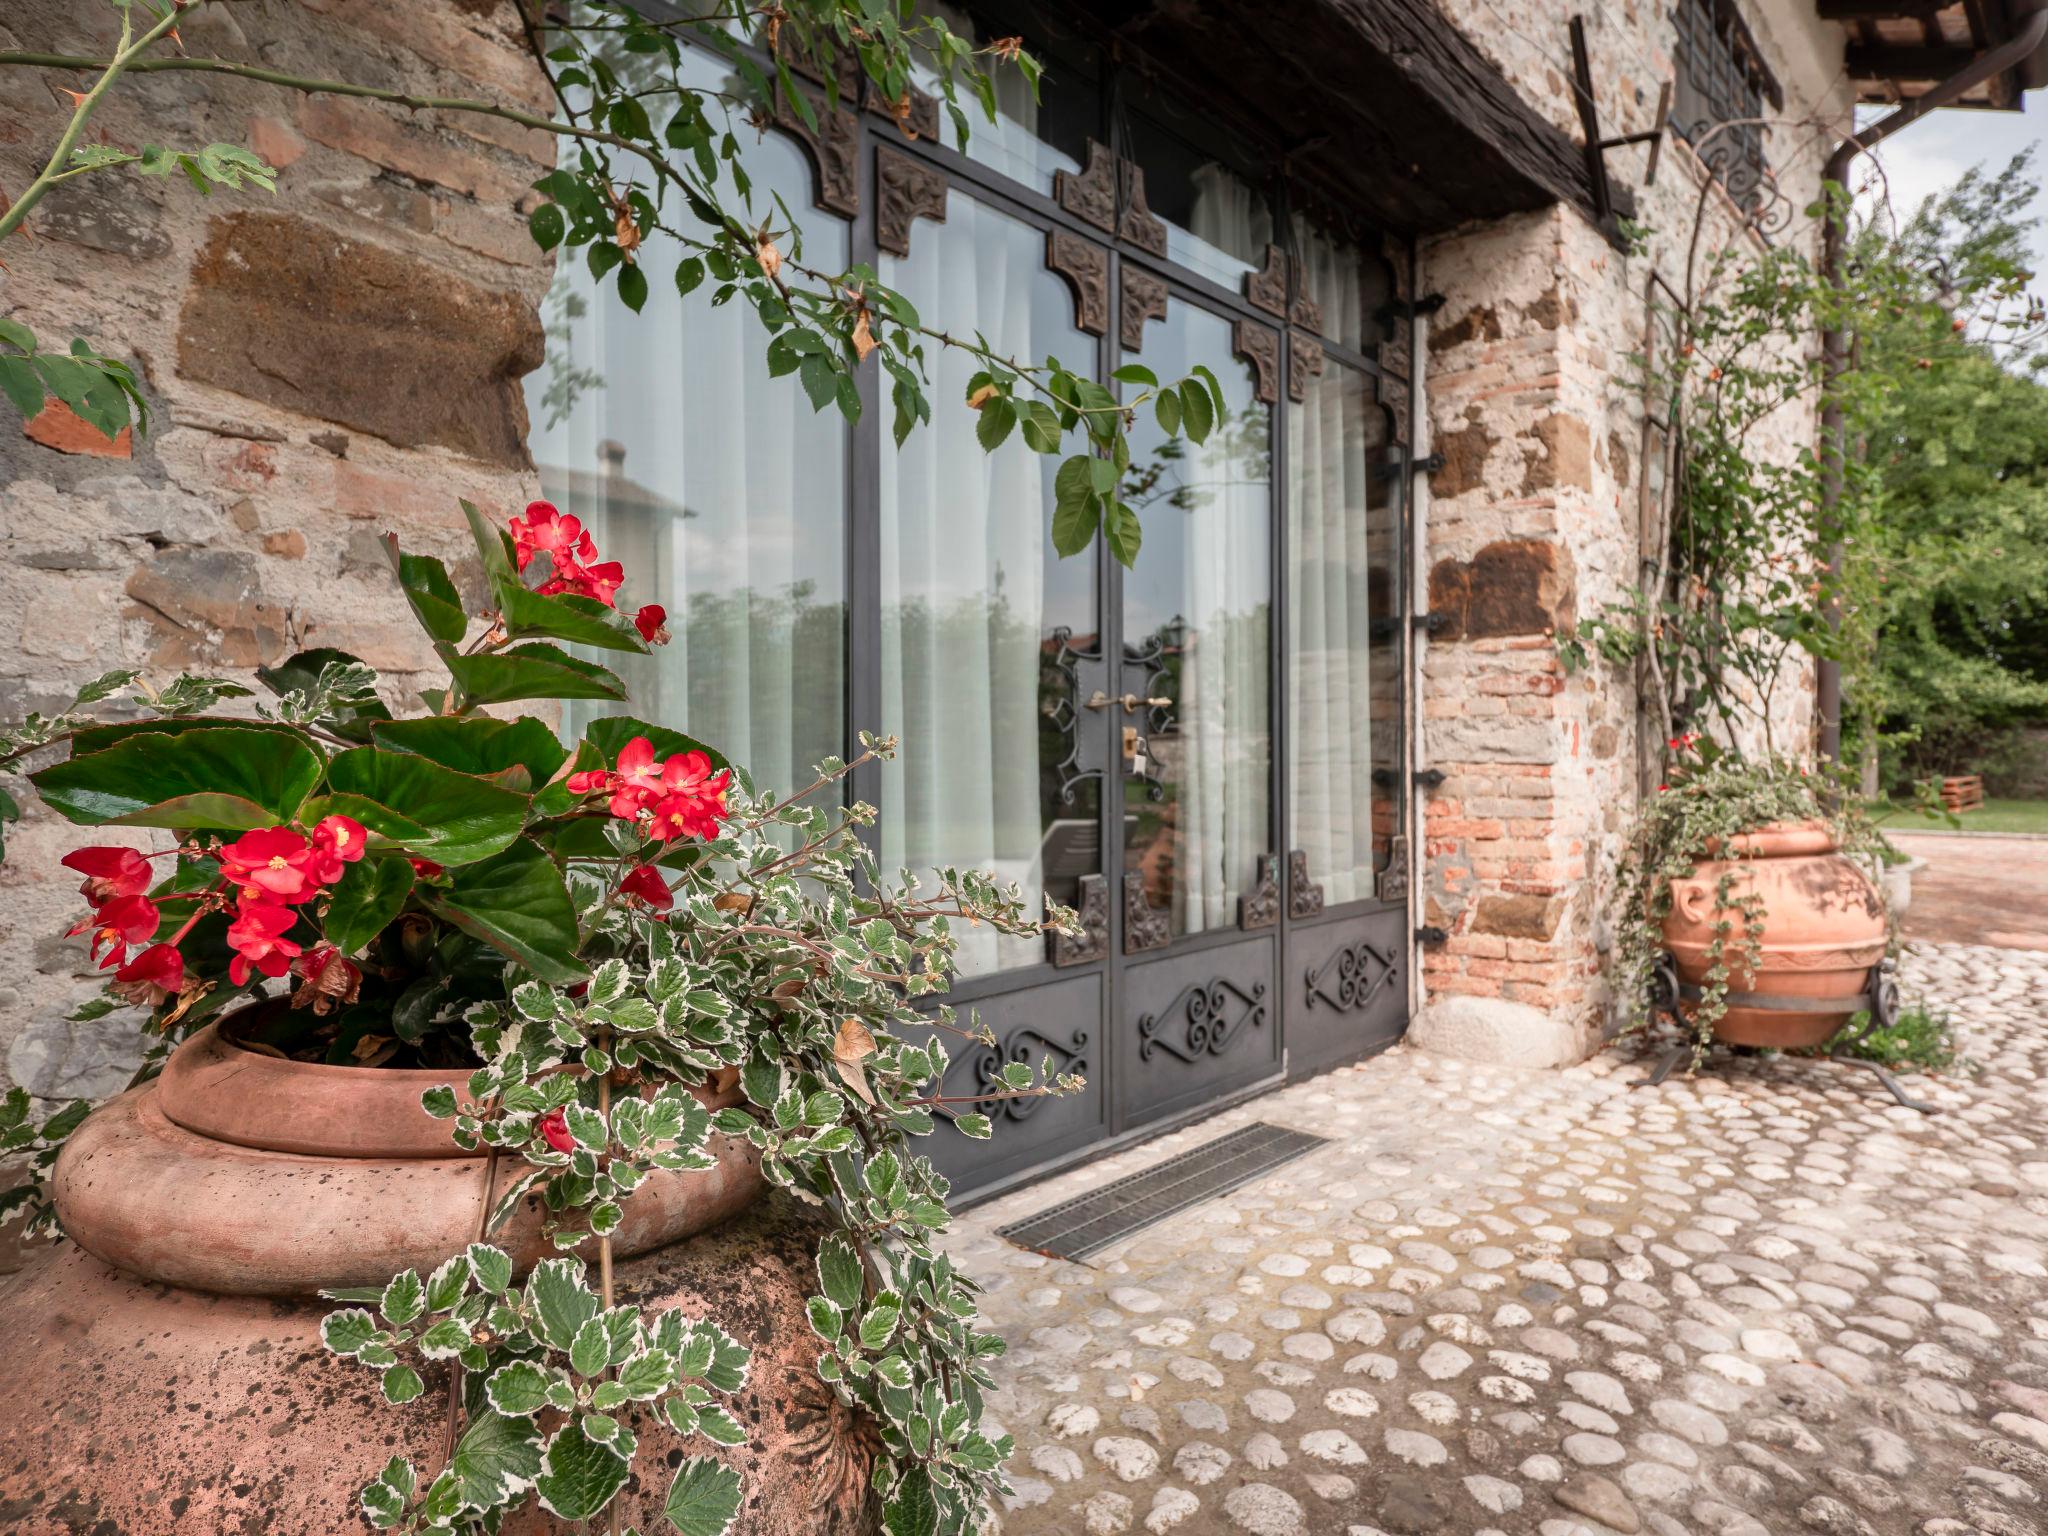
1413, 767, 1447, 790
1415, 925, 1448, 947
1413, 611, 1449, 636
1377, 293, 1446, 324
1374, 451, 1444, 483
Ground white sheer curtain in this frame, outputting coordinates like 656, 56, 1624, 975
879, 198, 1051, 974
1288, 366, 1381, 905
524, 126, 846, 796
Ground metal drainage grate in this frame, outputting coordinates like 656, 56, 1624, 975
997, 1122, 1332, 1262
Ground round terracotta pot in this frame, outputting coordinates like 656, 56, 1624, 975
51, 1020, 764, 1295
1661, 819, 1889, 1049
0, 1013, 874, 1534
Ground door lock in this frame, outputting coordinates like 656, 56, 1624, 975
1084, 689, 1112, 711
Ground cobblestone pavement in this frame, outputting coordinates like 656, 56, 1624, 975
949, 942, 2048, 1536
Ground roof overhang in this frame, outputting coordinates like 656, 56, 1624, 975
1826, 0, 2048, 108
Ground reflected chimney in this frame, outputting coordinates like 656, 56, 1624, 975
598, 439, 627, 478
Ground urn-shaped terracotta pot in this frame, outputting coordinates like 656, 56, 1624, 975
0, 1014, 876, 1535
1661, 819, 1889, 1049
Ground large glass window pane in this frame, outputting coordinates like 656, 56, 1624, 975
523, 77, 848, 793
1122, 304, 1272, 937
1297, 221, 1391, 352
1288, 363, 1397, 904
1124, 81, 1273, 290
910, 3, 1093, 195
879, 193, 1099, 976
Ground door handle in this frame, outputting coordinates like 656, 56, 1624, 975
1120, 693, 1170, 714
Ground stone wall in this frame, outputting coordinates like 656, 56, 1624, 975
1416, 0, 1847, 1037
0, 0, 552, 1143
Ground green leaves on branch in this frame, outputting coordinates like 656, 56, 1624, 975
0, 317, 148, 442
31, 725, 324, 831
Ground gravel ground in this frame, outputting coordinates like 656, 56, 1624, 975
949, 941, 2048, 1536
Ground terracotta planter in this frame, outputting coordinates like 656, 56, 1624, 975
1661, 820, 1888, 1049
0, 1013, 875, 1534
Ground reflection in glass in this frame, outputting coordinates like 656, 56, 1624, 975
880, 194, 1099, 975
1124, 93, 1272, 289
1122, 304, 1272, 937
522, 106, 848, 795
1289, 363, 1397, 904
1297, 221, 1391, 352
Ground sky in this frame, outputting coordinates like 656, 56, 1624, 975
1864, 100, 2048, 279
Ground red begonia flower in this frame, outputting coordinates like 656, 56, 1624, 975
111, 942, 184, 1006
60, 845, 153, 906
607, 735, 667, 819
408, 857, 446, 881
78, 894, 160, 970
619, 863, 673, 912
634, 604, 669, 644
219, 827, 322, 905
308, 815, 369, 884
510, 502, 623, 608
226, 902, 303, 986
566, 767, 623, 798
537, 1107, 575, 1154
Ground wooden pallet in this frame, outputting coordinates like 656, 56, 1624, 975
1940, 774, 1984, 813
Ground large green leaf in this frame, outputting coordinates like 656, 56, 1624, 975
499, 584, 650, 655
426, 839, 585, 982
32, 727, 323, 830
583, 716, 729, 775
385, 543, 471, 645
449, 1410, 543, 1512
461, 498, 522, 595
66, 716, 310, 757
664, 1457, 744, 1536
323, 748, 529, 867
324, 856, 415, 954
372, 716, 569, 789
534, 1423, 630, 1521
446, 645, 627, 709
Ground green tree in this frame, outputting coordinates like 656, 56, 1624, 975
1841, 154, 2048, 786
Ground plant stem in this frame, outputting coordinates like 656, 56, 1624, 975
0, 4, 191, 243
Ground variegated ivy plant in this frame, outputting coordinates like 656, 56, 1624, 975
1, 497, 1079, 1536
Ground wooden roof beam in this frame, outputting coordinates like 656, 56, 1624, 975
1845, 41, 1980, 76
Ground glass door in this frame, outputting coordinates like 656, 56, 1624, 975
1111, 293, 1284, 1132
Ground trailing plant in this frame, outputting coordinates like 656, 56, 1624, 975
1, 500, 1079, 1536
0, 0, 1226, 565
1822, 1001, 1964, 1073
1609, 745, 1895, 1059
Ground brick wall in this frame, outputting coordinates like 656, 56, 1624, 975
0, 0, 552, 1115
1417, 0, 1846, 1036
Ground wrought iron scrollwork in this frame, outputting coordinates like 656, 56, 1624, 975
1054, 140, 1166, 254
1046, 229, 1108, 336
1123, 873, 1170, 954
1287, 850, 1324, 920
1047, 873, 1109, 968
1288, 332, 1325, 402
1121, 269, 1167, 352
1044, 625, 1104, 809
1376, 835, 1410, 904
1233, 319, 1280, 405
772, 79, 859, 217
1238, 853, 1280, 931
975, 1023, 1090, 1120
876, 146, 947, 256
1139, 976, 1268, 1063
1306, 940, 1397, 1014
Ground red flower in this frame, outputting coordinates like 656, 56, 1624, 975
645, 750, 731, 843
291, 943, 363, 1015
226, 902, 303, 985
537, 1107, 575, 1154
408, 856, 446, 881
619, 863, 673, 912
609, 735, 668, 816
509, 502, 624, 608
308, 814, 369, 884
111, 943, 184, 1006
634, 604, 669, 644
60, 845, 153, 906
219, 827, 322, 906
565, 766, 623, 799
75, 894, 160, 970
